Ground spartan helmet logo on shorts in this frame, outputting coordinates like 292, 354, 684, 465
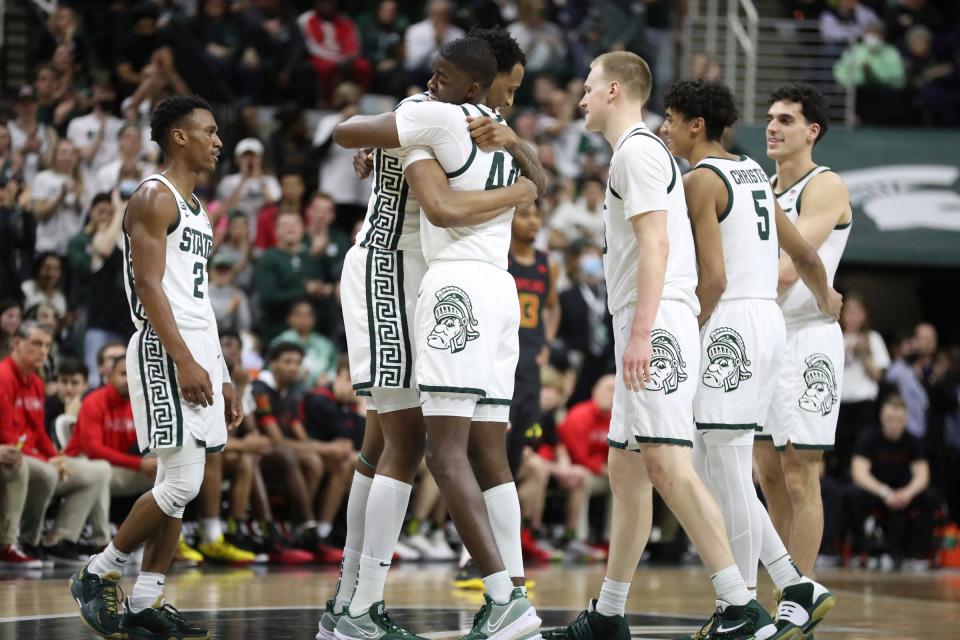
646, 329, 687, 394
798, 353, 838, 415
426, 286, 480, 353
702, 327, 752, 392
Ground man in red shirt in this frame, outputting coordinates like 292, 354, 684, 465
297, 0, 372, 103
0, 321, 110, 566
557, 374, 615, 548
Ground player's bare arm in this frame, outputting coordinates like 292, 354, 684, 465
623, 211, 669, 392
775, 201, 843, 320
466, 116, 547, 196
126, 182, 213, 406
404, 159, 536, 227
333, 113, 401, 149
684, 168, 727, 326
777, 171, 851, 292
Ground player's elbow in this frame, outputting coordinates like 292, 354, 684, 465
702, 270, 727, 298
420, 199, 454, 228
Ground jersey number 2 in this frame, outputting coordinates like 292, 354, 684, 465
752, 190, 770, 241
192, 262, 205, 299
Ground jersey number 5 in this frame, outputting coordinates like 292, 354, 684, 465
752, 190, 770, 241
192, 262, 205, 299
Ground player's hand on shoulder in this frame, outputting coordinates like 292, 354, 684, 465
176, 358, 214, 407
466, 116, 518, 152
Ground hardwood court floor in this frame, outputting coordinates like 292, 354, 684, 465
1, 562, 958, 639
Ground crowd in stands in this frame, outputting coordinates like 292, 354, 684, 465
1, 0, 959, 574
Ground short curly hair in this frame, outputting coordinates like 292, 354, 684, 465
438, 36, 497, 89
768, 83, 829, 143
469, 27, 526, 73
150, 94, 213, 152
663, 80, 738, 142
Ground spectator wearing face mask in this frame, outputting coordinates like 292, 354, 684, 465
884, 328, 928, 438
834, 22, 908, 124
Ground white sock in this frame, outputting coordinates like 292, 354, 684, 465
200, 518, 222, 544
758, 503, 804, 590
349, 475, 412, 616
595, 577, 630, 616
349, 555, 390, 616
334, 472, 373, 610
317, 521, 333, 540
765, 553, 804, 591
88, 542, 129, 576
129, 572, 165, 612
482, 483, 524, 582
483, 570, 514, 603
711, 565, 751, 606
459, 545, 472, 568
700, 444, 762, 590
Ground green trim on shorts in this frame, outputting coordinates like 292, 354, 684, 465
635, 435, 693, 448
755, 434, 774, 441
786, 443, 834, 451
695, 422, 758, 430
477, 398, 512, 406
204, 444, 225, 453
353, 382, 374, 390
356, 389, 372, 397
419, 384, 487, 397
358, 452, 377, 471
607, 438, 628, 449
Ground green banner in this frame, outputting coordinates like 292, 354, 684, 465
733, 127, 960, 267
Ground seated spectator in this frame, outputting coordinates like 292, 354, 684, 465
208, 254, 253, 334
548, 177, 605, 248
94, 125, 152, 197
255, 172, 306, 253
555, 374, 614, 553
30, 139, 88, 257
903, 25, 960, 127
252, 342, 347, 562
66, 192, 132, 385
359, 0, 410, 97
216, 211, 255, 292
885, 0, 944, 50
302, 356, 364, 450
404, 0, 465, 85
297, 0, 372, 104
254, 210, 325, 344
66, 80, 125, 181
850, 394, 938, 567
271, 299, 338, 387
216, 138, 282, 237
0, 301, 23, 360
508, 0, 568, 78
44, 357, 88, 447
820, 0, 879, 47
0, 441, 43, 567
194, 444, 261, 564
833, 23, 908, 124
21, 252, 68, 319
94, 342, 128, 393
8, 84, 57, 183
0, 321, 110, 566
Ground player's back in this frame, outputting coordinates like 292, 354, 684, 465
355, 93, 429, 253
603, 123, 699, 316
694, 154, 779, 301
774, 166, 850, 327
123, 173, 215, 332
396, 101, 517, 269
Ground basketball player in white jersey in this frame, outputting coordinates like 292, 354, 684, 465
69, 95, 240, 640
545, 53, 775, 640
316, 40, 538, 640
661, 79, 841, 639
755, 83, 851, 612
333, 37, 541, 640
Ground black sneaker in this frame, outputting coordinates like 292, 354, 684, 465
43, 540, 89, 568
121, 598, 210, 639
705, 599, 776, 639
70, 565, 124, 639
542, 600, 630, 639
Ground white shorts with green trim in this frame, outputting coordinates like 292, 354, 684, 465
128, 324, 225, 455
608, 300, 700, 450
694, 299, 785, 447
342, 244, 426, 406
415, 260, 519, 414
758, 320, 844, 451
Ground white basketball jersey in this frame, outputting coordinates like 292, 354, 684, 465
603, 123, 699, 316
396, 101, 517, 269
773, 166, 851, 327
123, 174, 216, 332
695, 155, 779, 301
356, 93, 429, 253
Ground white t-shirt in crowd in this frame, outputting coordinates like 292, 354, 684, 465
842, 329, 891, 403
30, 169, 86, 256
314, 112, 371, 207
215, 172, 281, 234
66, 112, 125, 174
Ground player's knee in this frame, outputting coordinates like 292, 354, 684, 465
424, 445, 458, 483
152, 463, 205, 518
301, 453, 324, 478
236, 453, 255, 478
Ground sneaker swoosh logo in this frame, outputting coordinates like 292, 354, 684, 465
484, 600, 518, 633
345, 620, 380, 639
716, 621, 748, 633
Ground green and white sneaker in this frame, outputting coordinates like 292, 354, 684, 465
461, 587, 541, 640
705, 599, 776, 639
542, 600, 630, 639
317, 599, 347, 639
70, 565, 124, 639
770, 579, 836, 639
334, 601, 427, 639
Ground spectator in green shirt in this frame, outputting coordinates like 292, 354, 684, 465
834, 22, 906, 89
253, 210, 326, 344
303, 192, 347, 337
271, 298, 339, 388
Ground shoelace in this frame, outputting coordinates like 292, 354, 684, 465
159, 603, 193, 628
696, 610, 720, 637
98, 580, 124, 615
